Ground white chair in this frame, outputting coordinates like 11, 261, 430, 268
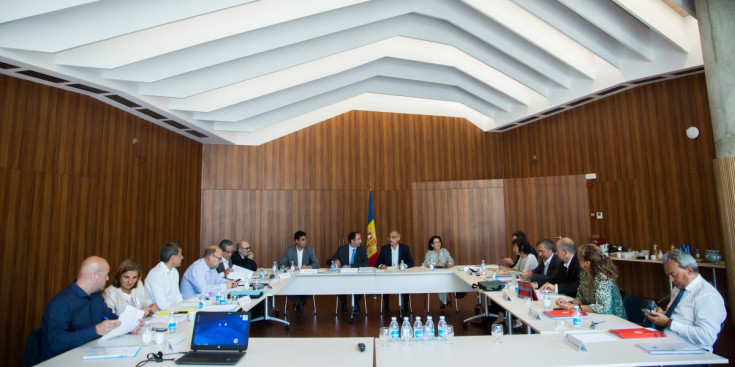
425, 292, 459, 313
334, 294, 368, 316
283, 295, 317, 316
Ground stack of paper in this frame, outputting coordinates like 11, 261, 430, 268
83, 346, 140, 360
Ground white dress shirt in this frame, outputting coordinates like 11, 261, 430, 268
391, 246, 399, 267
665, 274, 726, 352
144, 261, 183, 310
543, 253, 555, 275
296, 248, 304, 268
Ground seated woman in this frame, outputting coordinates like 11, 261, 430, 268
501, 230, 525, 267
513, 239, 538, 272
555, 244, 626, 318
104, 259, 158, 316
423, 235, 455, 310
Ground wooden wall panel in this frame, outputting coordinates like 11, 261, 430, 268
500, 75, 722, 251
0, 74, 202, 365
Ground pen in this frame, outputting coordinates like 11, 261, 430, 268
101, 315, 108, 320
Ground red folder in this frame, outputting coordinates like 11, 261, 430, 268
609, 328, 666, 339
543, 309, 589, 318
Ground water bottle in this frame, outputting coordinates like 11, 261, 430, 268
437, 315, 447, 341
259, 268, 265, 279
491, 268, 497, 280
215, 289, 222, 304
198, 293, 206, 308
401, 317, 413, 342
272, 261, 278, 273
141, 321, 152, 345
219, 289, 226, 305
572, 305, 582, 329
543, 290, 551, 310
290, 261, 295, 271
480, 259, 486, 275
389, 317, 400, 341
413, 316, 423, 341
168, 313, 176, 334
424, 316, 435, 342
330, 261, 336, 272
400, 260, 406, 271
429, 262, 435, 271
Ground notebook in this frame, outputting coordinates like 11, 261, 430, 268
543, 309, 590, 319
637, 342, 704, 355
175, 311, 250, 365
609, 327, 666, 339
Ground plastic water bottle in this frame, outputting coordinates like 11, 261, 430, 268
198, 293, 206, 308
330, 261, 336, 272
400, 260, 406, 271
168, 313, 176, 334
491, 268, 497, 279
272, 261, 278, 273
401, 317, 413, 342
259, 268, 265, 279
429, 262, 435, 271
437, 315, 448, 341
543, 290, 552, 310
219, 290, 226, 305
389, 317, 400, 341
141, 321, 152, 345
413, 316, 423, 341
572, 305, 582, 329
424, 316, 435, 342
480, 259, 486, 275
215, 289, 222, 304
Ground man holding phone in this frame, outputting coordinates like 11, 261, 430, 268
645, 250, 726, 352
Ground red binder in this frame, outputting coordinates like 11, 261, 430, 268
609, 328, 666, 339
542, 309, 589, 318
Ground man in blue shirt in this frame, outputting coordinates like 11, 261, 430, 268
180, 245, 237, 299
40, 256, 124, 362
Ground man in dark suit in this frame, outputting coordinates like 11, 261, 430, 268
216, 239, 235, 277
540, 238, 580, 297
376, 230, 414, 314
279, 230, 320, 313
232, 240, 257, 271
522, 239, 563, 285
327, 232, 369, 315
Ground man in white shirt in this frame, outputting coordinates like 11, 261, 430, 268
278, 231, 319, 313
646, 249, 726, 352
144, 243, 185, 310
180, 245, 237, 300
216, 239, 235, 277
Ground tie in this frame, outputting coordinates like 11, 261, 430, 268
657, 288, 685, 330
350, 248, 356, 265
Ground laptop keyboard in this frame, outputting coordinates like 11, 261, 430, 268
176, 351, 245, 365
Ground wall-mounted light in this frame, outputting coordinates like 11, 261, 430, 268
686, 126, 699, 140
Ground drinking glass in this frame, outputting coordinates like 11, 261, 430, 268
491, 324, 503, 343
445, 325, 454, 344
379, 327, 390, 346
555, 319, 567, 339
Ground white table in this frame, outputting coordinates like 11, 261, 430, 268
376, 335, 728, 366
38, 318, 373, 367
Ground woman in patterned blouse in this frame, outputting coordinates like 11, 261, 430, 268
555, 244, 626, 318
423, 235, 455, 310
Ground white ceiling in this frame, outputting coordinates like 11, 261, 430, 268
0, 0, 702, 145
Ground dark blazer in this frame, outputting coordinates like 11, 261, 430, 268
279, 244, 319, 268
216, 259, 233, 275
551, 254, 581, 297
232, 254, 257, 271
375, 244, 414, 268
327, 244, 369, 268
530, 253, 563, 284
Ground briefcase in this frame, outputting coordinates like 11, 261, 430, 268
475, 280, 505, 291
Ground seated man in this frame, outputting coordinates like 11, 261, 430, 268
145, 242, 184, 310
539, 237, 580, 297
327, 232, 369, 314
216, 239, 236, 278
376, 230, 414, 314
232, 240, 257, 271
180, 245, 237, 299
40, 256, 142, 362
522, 239, 562, 284
646, 250, 726, 352
279, 230, 319, 313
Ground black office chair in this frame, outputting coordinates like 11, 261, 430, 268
21, 328, 42, 367
623, 294, 656, 327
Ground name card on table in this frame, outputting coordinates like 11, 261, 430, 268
339, 267, 358, 273
168, 334, 188, 352
527, 308, 541, 320
300, 268, 318, 274
278, 272, 291, 279
237, 296, 252, 307
503, 292, 512, 302
564, 334, 588, 352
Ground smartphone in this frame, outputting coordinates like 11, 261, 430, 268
641, 308, 655, 315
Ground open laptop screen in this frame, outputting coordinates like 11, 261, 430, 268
191, 312, 250, 351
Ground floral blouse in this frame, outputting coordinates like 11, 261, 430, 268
576, 271, 627, 318
423, 248, 455, 268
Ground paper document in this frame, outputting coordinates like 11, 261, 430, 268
228, 265, 253, 281
98, 306, 144, 342
82, 346, 140, 360
637, 342, 704, 355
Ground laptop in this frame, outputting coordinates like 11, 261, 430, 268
175, 311, 250, 365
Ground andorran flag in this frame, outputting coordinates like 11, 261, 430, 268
366, 190, 378, 266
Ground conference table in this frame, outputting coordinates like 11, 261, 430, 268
38, 265, 728, 366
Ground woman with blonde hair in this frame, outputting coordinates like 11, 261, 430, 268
555, 244, 626, 318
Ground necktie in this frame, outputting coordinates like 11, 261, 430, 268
350, 248, 356, 265
657, 288, 685, 330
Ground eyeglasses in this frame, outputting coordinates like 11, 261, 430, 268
212, 254, 222, 261
242, 248, 251, 250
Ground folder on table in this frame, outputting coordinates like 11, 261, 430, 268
609, 327, 665, 339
